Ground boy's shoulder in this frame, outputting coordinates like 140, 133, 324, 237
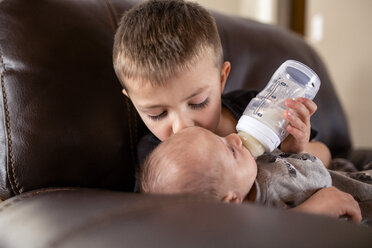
222, 89, 258, 102
222, 89, 258, 119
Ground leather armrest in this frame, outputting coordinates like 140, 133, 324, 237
0, 188, 371, 248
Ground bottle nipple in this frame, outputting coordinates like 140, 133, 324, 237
237, 131, 265, 158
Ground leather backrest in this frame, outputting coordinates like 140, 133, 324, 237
0, 0, 351, 199
0, 0, 147, 199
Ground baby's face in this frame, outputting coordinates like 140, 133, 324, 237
122, 50, 230, 141
181, 127, 258, 200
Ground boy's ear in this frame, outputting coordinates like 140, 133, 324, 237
221, 191, 242, 204
122, 89, 129, 97
220, 61, 231, 93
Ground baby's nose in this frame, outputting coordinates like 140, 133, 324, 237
225, 133, 243, 147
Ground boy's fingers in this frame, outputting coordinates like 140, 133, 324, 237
342, 192, 362, 223
285, 110, 307, 133
294, 187, 362, 223
348, 203, 363, 223
285, 99, 310, 122
286, 124, 306, 141
297, 98, 317, 115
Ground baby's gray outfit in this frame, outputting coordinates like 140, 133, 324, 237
254, 149, 331, 208
254, 149, 372, 224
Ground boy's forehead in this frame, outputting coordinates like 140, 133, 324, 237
124, 76, 157, 93
123, 48, 219, 94
124, 77, 171, 104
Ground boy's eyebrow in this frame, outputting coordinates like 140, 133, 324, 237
139, 87, 207, 110
139, 104, 166, 110
181, 87, 207, 101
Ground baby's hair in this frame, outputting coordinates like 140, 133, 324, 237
139, 134, 226, 199
113, 0, 223, 90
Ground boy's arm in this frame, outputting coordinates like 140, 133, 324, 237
281, 98, 316, 153
292, 187, 362, 223
281, 98, 332, 167
303, 140, 332, 168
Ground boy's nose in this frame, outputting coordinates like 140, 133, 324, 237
172, 115, 194, 134
225, 133, 243, 147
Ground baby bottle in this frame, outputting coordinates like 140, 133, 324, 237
236, 60, 321, 157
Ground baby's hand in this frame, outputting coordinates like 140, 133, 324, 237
280, 98, 317, 153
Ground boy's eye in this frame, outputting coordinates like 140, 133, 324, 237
148, 111, 167, 121
230, 147, 235, 155
189, 97, 209, 110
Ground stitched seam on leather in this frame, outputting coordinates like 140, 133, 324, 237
0, 188, 77, 212
112, 0, 137, 163
220, 22, 229, 65
106, 0, 137, 165
0, 51, 21, 195
100, 0, 116, 31
107, 0, 119, 24
125, 99, 136, 165
134, 104, 138, 156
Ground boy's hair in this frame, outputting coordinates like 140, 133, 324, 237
139, 135, 226, 199
113, 0, 223, 89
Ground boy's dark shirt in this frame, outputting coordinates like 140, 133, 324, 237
135, 89, 318, 191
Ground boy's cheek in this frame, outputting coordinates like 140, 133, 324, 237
135, 113, 165, 140
146, 123, 169, 141
196, 105, 220, 131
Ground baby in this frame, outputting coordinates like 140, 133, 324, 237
139, 126, 332, 208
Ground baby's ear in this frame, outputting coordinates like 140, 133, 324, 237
221, 192, 242, 204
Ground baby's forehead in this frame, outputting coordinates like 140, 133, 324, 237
173, 129, 216, 160
178, 127, 217, 149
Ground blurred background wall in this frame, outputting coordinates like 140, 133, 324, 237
195, 0, 372, 149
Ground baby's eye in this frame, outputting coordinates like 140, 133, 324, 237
189, 97, 209, 110
230, 147, 235, 155
148, 111, 167, 121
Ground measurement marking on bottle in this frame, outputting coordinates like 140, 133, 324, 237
281, 130, 287, 136
254, 79, 284, 115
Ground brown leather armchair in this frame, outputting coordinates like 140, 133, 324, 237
1, 0, 371, 247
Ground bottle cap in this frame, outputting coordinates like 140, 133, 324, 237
236, 115, 280, 152
286, 66, 310, 86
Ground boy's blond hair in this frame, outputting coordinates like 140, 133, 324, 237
113, 0, 223, 89
139, 133, 226, 199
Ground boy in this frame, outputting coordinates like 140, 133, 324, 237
140, 126, 369, 223
113, 0, 358, 220
112, 0, 330, 165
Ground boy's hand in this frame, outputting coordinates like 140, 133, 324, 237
280, 97, 317, 153
293, 187, 362, 223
